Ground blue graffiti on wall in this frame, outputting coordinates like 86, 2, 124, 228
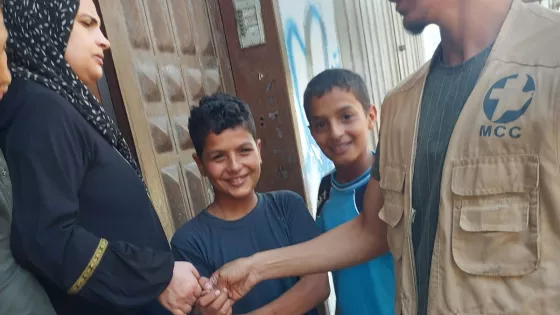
283, 2, 341, 189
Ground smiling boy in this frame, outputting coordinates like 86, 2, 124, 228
171, 93, 329, 315
306, 69, 395, 315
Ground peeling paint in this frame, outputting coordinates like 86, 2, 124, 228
266, 80, 275, 92
276, 166, 289, 179
268, 111, 279, 120
266, 95, 276, 108
276, 127, 283, 138
288, 155, 298, 164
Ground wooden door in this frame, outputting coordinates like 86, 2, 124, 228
98, 0, 235, 237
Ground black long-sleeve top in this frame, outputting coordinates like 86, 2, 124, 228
0, 78, 175, 315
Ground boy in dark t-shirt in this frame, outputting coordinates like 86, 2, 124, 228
171, 93, 328, 315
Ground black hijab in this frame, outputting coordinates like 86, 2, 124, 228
3, 0, 143, 179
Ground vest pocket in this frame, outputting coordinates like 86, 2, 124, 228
450, 155, 540, 276
379, 165, 406, 260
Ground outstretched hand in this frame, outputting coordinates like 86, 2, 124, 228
210, 257, 261, 301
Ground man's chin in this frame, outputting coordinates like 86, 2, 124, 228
403, 20, 428, 35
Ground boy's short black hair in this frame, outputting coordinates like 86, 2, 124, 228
303, 68, 371, 119
188, 93, 257, 157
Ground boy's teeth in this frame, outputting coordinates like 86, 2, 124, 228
231, 177, 244, 185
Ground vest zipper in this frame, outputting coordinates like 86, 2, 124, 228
409, 79, 427, 314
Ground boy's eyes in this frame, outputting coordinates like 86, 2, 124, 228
311, 121, 326, 130
211, 154, 224, 161
342, 113, 353, 120
311, 114, 353, 131
210, 148, 252, 161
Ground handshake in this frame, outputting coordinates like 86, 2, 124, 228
158, 257, 260, 315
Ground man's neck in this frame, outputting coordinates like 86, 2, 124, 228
436, 0, 513, 65
208, 191, 258, 221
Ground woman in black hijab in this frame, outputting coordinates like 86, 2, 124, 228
0, 0, 201, 314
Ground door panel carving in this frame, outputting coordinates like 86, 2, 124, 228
99, 0, 235, 237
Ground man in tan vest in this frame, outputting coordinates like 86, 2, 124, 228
209, 0, 560, 314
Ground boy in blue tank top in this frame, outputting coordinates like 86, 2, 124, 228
305, 69, 395, 315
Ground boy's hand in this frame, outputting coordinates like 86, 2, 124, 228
196, 277, 234, 315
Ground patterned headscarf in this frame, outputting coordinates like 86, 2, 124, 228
2, 0, 143, 179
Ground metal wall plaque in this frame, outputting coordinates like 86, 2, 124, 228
233, 0, 266, 48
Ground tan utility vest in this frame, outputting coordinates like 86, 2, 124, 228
377, 1, 560, 314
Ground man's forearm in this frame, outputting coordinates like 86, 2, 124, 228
251, 212, 387, 281
250, 273, 329, 315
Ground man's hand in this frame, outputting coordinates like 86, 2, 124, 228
210, 256, 261, 301
195, 277, 233, 315
210, 178, 386, 303
158, 262, 203, 315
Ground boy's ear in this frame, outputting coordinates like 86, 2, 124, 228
366, 104, 378, 130
192, 152, 206, 177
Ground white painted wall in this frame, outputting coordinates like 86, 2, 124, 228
276, 0, 341, 214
